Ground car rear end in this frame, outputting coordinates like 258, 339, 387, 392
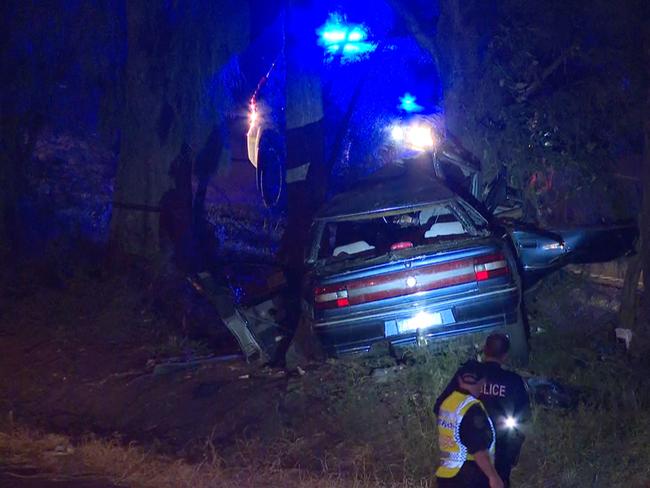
306, 199, 521, 357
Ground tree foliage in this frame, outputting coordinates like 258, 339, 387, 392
395, 0, 649, 327
433, 0, 646, 224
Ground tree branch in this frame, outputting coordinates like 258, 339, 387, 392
516, 45, 578, 102
387, 0, 441, 74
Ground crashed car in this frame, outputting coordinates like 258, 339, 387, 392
303, 162, 636, 362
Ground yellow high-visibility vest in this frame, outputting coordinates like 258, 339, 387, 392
435, 391, 496, 478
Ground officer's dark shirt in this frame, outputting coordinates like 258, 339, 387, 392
480, 361, 531, 430
479, 360, 531, 465
436, 388, 494, 488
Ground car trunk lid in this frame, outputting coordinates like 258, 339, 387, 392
313, 243, 510, 311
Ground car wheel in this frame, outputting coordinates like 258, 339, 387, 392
506, 306, 530, 366
258, 131, 285, 208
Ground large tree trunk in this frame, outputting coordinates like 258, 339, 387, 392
436, 0, 482, 138
639, 82, 650, 327
109, 1, 249, 259
109, 2, 182, 258
280, 2, 387, 364
620, 113, 650, 330
619, 252, 642, 327
619, 22, 650, 329
393, 0, 498, 177
278, 1, 326, 363
281, 1, 325, 271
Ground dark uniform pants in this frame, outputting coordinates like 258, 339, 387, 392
495, 434, 523, 488
495, 459, 513, 488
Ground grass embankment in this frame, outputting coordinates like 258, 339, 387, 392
514, 326, 650, 488
3, 324, 650, 488
2, 269, 650, 487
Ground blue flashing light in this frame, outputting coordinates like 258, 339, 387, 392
343, 43, 361, 54
317, 13, 377, 63
347, 29, 365, 42
327, 44, 341, 54
323, 30, 346, 43
399, 92, 424, 113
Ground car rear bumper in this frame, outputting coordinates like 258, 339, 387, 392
312, 285, 519, 357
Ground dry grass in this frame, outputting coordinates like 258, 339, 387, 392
0, 426, 433, 487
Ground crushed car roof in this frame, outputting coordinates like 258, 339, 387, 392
315, 163, 457, 220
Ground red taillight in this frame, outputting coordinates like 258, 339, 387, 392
314, 284, 349, 310
475, 269, 490, 281
390, 241, 414, 251
474, 253, 509, 281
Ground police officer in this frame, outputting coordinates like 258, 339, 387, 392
480, 333, 531, 487
434, 360, 504, 488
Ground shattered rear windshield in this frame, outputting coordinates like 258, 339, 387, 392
315, 202, 485, 263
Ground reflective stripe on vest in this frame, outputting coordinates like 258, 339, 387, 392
435, 391, 496, 478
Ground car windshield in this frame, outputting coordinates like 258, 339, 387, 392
315, 203, 483, 263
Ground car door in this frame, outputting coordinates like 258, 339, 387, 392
506, 221, 637, 286
548, 223, 638, 264
506, 224, 568, 284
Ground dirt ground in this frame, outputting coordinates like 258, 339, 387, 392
0, 269, 292, 458
0, 265, 415, 475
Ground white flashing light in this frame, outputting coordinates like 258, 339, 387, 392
247, 101, 258, 136
249, 105, 258, 125
505, 416, 518, 429
390, 125, 405, 142
405, 124, 434, 150
388, 122, 437, 152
